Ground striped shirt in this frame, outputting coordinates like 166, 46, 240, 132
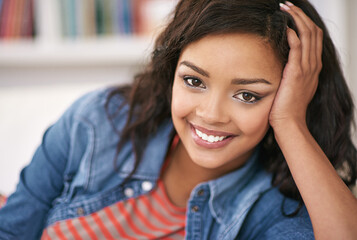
41, 179, 186, 240
0, 194, 6, 209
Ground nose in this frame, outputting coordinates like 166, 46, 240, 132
196, 94, 230, 124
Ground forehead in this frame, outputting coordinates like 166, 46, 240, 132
178, 33, 283, 85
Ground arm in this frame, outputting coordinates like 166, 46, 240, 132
0, 125, 69, 239
272, 3, 357, 239
0, 92, 89, 239
274, 119, 357, 239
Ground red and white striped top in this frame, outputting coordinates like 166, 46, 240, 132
0, 194, 6, 208
41, 179, 186, 240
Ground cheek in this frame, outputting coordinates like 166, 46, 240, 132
171, 80, 193, 119
232, 101, 273, 136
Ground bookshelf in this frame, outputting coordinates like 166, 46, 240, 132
0, 0, 176, 67
0, 0, 177, 195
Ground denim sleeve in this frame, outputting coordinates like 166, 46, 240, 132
260, 219, 315, 240
0, 91, 96, 240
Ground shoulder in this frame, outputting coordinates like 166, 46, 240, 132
63, 87, 126, 123
42, 86, 129, 187
52, 86, 130, 137
237, 187, 314, 240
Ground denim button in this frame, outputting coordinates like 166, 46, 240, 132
76, 207, 85, 216
124, 188, 134, 197
191, 206, 199, 212
141, 181, 153, 192
197, 189, 204, 196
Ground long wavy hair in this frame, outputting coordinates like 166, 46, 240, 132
106, 0, 357, 202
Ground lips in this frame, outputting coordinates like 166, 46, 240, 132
190, 123, 236, 149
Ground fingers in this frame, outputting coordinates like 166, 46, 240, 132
280, 1, 323, 76
284, 4, 312, 68
315, 27, 323, 72
285, 27, 302, 76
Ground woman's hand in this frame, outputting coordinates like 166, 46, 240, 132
269, 1, 323, 130
271, 3, 357, 240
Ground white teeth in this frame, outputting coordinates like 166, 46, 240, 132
195, 128, 227, 143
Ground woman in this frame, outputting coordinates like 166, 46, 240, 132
0, 0, 356, 239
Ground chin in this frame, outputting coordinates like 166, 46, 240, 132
186, 140, 253, 171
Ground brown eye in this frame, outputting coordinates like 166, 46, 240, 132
235, 92, 260, 103
184, 77, 205, 88
191, 79, 202, 87
242, 93, 253, 101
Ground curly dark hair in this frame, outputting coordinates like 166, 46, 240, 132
106, 0, 357, 202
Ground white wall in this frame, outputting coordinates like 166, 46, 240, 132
0, 0, 356, 195
348, 1, 357, 138
0, 67, 138, 195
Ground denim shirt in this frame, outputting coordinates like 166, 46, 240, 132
0, 88, 314, 240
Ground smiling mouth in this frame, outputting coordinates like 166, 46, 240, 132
194, 128, 230, 143
190, 123, 236, 148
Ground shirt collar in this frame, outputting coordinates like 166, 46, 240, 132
206, 147, 272, 225
120, 120, 272, 227
120, 119, 174, 180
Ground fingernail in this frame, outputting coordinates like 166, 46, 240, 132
279, 3, 290, 11
285, 1, 294, 6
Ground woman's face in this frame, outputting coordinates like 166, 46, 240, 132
171, 33, 283, 173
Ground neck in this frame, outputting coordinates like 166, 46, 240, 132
170, 142, 223, 182
161, 140, 252, 207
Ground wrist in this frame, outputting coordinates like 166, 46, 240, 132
271, 118, 309, 140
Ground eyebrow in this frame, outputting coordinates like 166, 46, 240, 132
179, 61, 210, 77
179, 60, 272, 85
231, 78, 272, 85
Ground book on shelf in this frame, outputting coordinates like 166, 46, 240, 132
60, 0, 176, 39
0, 0, 35, 40
0, 0, 176, 41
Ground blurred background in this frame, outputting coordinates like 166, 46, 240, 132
0, 0, 356, 195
